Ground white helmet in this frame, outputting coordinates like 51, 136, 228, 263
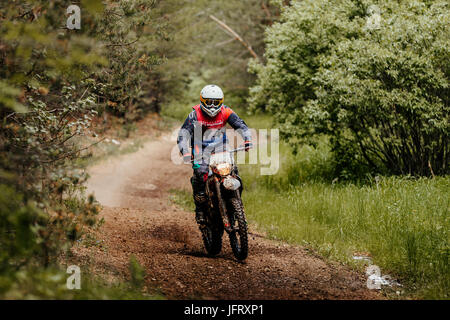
200, 84, 224, 118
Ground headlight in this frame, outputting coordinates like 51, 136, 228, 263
223, 176, 241, 190
215, 163, 232, 176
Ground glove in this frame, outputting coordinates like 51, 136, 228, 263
244, 141, 253, 151
182, 154, 192, 164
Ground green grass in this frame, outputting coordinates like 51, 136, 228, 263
237, 134, 449, 299
242, 176, 449, 298
169, 188, 194, 211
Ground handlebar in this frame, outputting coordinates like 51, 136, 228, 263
184, 145, 252, 163
227, 146, 251, 153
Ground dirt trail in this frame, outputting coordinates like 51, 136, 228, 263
73, 130, 381, 300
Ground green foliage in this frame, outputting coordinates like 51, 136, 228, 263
249, 0, 449, 177
0, 181, 100, 267
0, 1, 107, 268
0, 185, 45, 271
0, 266, 163, 299
158, 0, 279, 115
0, 0, 166, 296
93, 0, 167, 120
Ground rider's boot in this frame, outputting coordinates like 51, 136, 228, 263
194, 192, 207, 225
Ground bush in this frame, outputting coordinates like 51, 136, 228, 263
0, 185, 45, 271
249, 0, 449, 177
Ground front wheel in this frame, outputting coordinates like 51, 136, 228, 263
200, 207, 223, 256
227, 197, 248, 260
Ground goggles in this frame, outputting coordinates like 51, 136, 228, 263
202, 97, 223, 106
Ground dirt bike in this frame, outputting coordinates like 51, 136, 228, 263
196, 146, 249, 261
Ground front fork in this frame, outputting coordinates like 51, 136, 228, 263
213, 176, 234, 234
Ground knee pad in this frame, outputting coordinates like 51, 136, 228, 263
194, 192, 207, 204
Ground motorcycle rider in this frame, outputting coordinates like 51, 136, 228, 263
177, 85, 252, 225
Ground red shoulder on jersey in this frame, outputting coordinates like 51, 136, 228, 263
193, 104, 234, 129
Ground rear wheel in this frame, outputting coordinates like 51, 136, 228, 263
228, 197, 248, 260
